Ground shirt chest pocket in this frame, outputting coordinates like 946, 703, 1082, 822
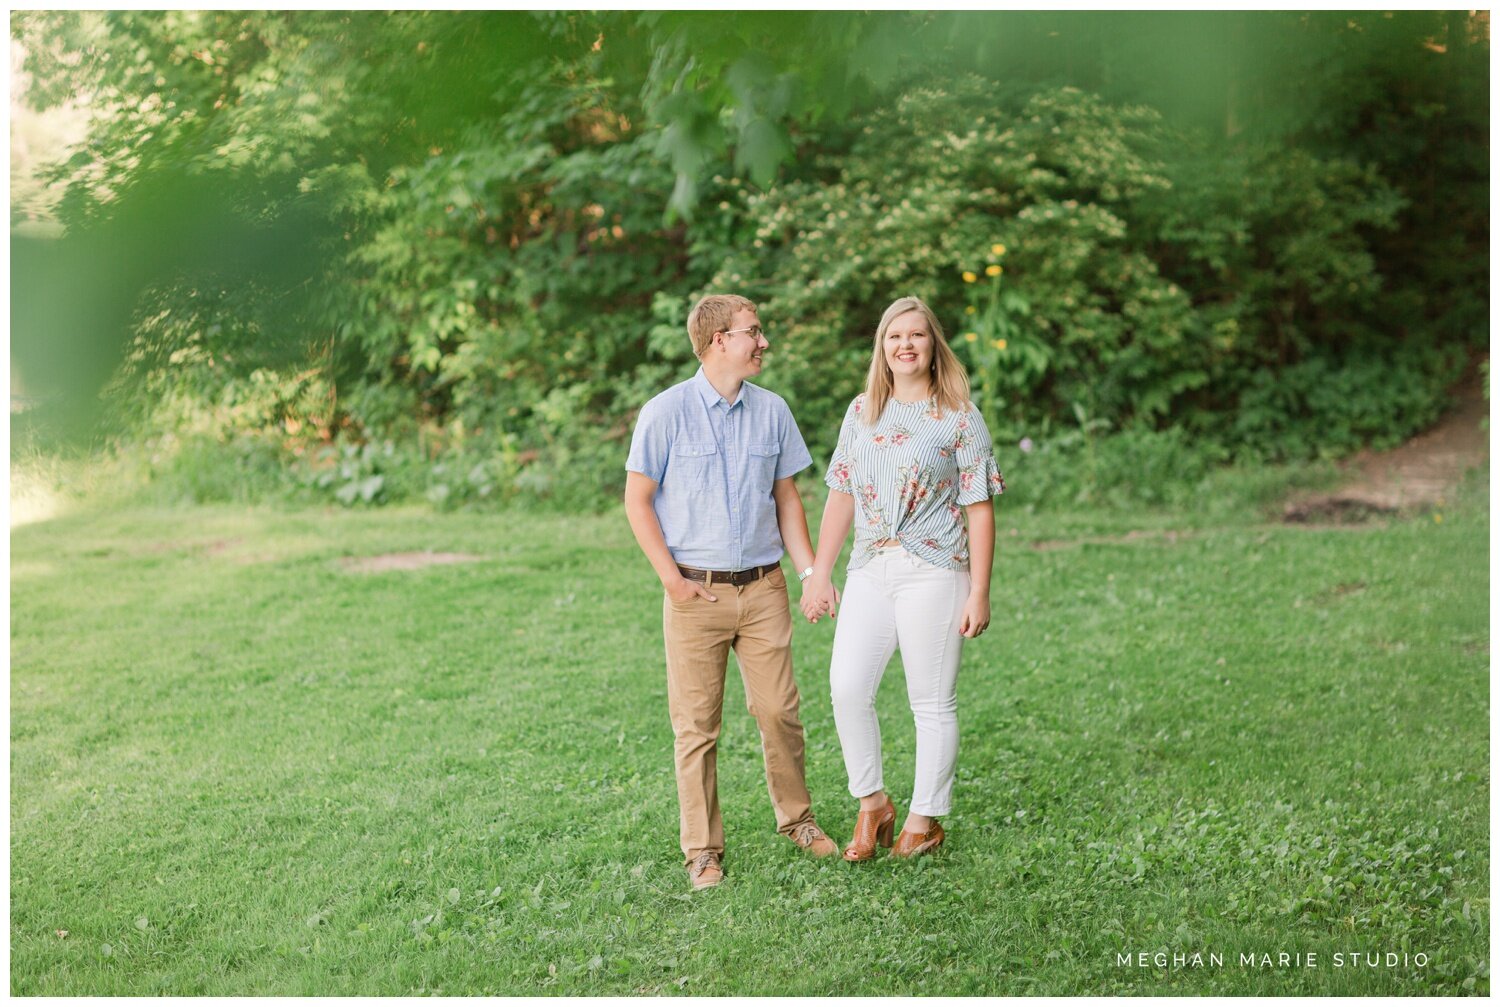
747, 443, 779, 493
672, 442, 719, 489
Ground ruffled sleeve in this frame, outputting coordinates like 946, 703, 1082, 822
955, 403, 1006, 505
823, 396, 861, 495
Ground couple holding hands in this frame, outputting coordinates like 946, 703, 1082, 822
625, 293, 1005, 890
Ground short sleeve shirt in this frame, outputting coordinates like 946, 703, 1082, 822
626, 368, 813, 570
824, 394, 1005, 572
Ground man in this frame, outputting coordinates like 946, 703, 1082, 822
624, 293, 839, 890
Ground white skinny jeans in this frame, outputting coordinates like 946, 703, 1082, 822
829, 545, 969, 817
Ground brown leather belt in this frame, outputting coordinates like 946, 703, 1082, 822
677, 562, 779, 587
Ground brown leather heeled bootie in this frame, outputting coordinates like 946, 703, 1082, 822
843, 796, 898, 862
891, 820, 945, 858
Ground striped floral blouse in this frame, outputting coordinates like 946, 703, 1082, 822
824, 393, 1006, 572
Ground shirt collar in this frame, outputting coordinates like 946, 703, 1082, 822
692, 366, 746, 411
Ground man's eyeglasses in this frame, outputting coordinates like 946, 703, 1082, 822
721, 325, 766, 341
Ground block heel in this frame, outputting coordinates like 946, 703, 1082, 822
843, 796, 898, 862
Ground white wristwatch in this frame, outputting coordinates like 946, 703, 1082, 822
797, 566, 815, 582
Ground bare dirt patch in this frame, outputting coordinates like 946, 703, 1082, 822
1027, 529, 1193, 551
339, 551, 482, 573
1307, 580, 1369, 606
1281, 498, 1396, 525
1282, 366, 1488, 522
134, 537, 246, 557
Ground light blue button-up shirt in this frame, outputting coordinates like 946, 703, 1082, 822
626, 367, 812, 570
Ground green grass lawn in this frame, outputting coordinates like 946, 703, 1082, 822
10, 487, 1489, 994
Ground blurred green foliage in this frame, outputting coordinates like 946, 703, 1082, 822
10, 11, 1488, 509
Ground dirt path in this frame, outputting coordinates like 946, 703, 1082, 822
1284, 366, 1489, 521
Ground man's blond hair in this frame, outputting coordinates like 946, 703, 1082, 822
686, 294, 757, 359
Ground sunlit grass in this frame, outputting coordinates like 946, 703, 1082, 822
10, 473, 71, 528
10, 487, 1489, 994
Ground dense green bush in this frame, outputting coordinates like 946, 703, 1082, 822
725, 80, 1463, 468
1230, 342, 1466, 459
309, 70, 730, 508
719, 83, 1198, 456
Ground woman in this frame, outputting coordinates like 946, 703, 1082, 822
800, 295, 1004, 860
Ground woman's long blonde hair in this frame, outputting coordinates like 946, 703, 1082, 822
861, 296, 971, 424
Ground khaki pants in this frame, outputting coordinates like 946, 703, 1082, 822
663, 566, 814, 863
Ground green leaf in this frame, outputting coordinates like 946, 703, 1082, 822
735, 119, 792, 188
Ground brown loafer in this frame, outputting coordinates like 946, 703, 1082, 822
891, 820, 945, 857
789, 820, 839, 857
687, 852, 723, 890
843, 796, 898, 862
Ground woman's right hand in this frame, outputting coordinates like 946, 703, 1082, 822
803, 490, 853, 624
800, 576, 839, 623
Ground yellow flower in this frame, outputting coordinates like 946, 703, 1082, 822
991, 243, 1006, 256
961, 271, 977, 283
985, 264, 1002, 277
965, 305, 977, 315
992, 339, 1007, 351
963, 332, 978, 343
1434, 513, 1444, 524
